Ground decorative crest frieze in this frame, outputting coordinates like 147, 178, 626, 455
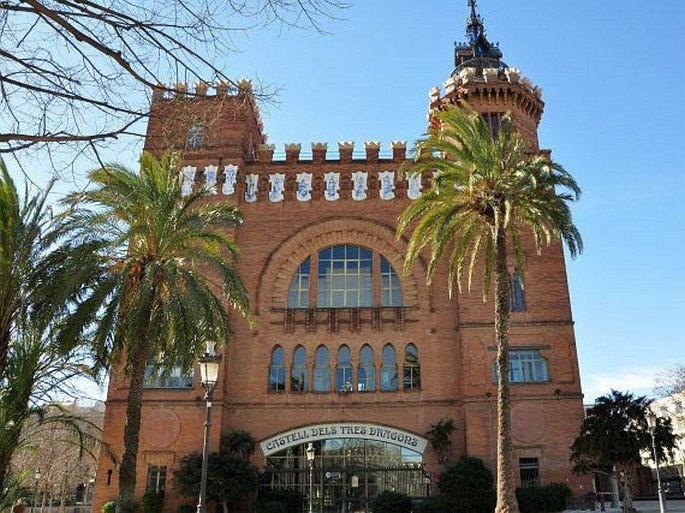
378, 171, 395, 200
269, 173, 285, 202
204, 165, 218, 194
351, 172, 368, 201
181, 166, 196, 197
296, 172, 313, 202
245, 173, 258, 203
222, 165, 238, 195
324, 172, 340, 201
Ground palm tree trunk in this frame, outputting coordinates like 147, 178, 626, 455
493, 225, 519, 513
117, 332, 150, 513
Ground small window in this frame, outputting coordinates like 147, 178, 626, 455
269, 346, 286, 391
403, 344, 421, 390
288, 258, 310, 308
482, 113, 501, 139
186, 123, 204, 149
519, 458, 540, 488
144, 365, 193, 389
357, 345, 376, 392
493, 350, 549, 383
291, 346, 308, 392
510, 269, 526, 312
381, 256, 403, 307
146, 465, 167, 493
314, 346, 331, 392
381, 344, 398, 391
336, 345, 353, 392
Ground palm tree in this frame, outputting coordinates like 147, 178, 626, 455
426, 418, 456, 465
53, 151, 252, 512
0, 159, 54, 377
397, 102, 582, 513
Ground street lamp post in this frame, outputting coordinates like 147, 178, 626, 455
196, 343, 222, 513
306, 443, 315, 513
646, 411, 667, 513
33, 469, 41, 513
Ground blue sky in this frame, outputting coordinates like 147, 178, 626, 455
9, 1, 685, 402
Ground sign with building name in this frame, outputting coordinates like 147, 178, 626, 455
260, 422, 428, 456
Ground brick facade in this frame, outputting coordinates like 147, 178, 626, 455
92, 14, 591, 513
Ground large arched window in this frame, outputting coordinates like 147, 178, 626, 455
287, 245, 403, 309
403, 344, 420, 390
291, 346, 308, 392
381, 256, 402, 307
358, 345, 376, 392
269, 346, 286, 391
288, 258, 311, 309
314, 346, 331, 392
336, 345, 353, 392
381, 344, 398, 391
318, 245, 372, 307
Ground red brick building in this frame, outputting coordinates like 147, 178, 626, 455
93, 3, 589, 512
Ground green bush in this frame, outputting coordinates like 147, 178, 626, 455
437, 457, 495, 513
516, 483, 571, 513
256, 489, 303, 513
101, 501, 116, 513
371, 490, 412, 513
142, 492, 164, 513
251, 499, 287, 513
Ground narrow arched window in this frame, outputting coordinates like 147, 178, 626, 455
381, 344, 398, 391
403, 344, 420, 390
510, 268, 526, 312
313, 346, 330, 392
268, 346, 286, 392
291, 346, 308, 392
336, 345, 353, 392
288, 257, 310, 308
380, 256, 402, 307
358, 345, 376, 392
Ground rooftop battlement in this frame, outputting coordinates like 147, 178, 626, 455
256, 141, 409, 164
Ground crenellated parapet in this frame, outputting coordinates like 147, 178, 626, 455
429, 66, 544, 124
254, 140, 408, 164
145, 79, 266, 160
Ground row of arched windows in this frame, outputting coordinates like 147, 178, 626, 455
268, 344, 420, 393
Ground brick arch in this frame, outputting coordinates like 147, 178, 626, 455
255, 217, 426, 312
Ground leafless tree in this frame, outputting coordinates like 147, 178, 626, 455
655, 363, 685, 397
0, 0, 348, 169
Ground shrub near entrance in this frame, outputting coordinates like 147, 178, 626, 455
371, 490, 412, 513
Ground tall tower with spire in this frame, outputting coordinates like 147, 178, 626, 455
427, 0, 589, 493
430, 0, 544, 149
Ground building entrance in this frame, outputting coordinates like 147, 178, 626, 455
262, 438, 430, 513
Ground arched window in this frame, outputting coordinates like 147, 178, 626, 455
268, 346, 286, 391
381, 344, 398, 391
510, 268, 526, 312
403, 344, 420, 390
493, 350, 549, 383
286, 245, 404, 309
358, 345, 376, 392
381, 256, 402, 307
291, 346, 308, 392
336, 345, 353, 392
314, 346, 330, 392
288, 258, 310, 308
318, 245, 373, 307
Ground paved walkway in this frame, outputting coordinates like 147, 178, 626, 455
565, 499, 685, 513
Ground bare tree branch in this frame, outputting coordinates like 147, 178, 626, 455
0, 0, 350, 171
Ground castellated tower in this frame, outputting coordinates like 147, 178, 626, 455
93, 3, 589, 513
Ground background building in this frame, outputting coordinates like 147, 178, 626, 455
93, 4, 590, 512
